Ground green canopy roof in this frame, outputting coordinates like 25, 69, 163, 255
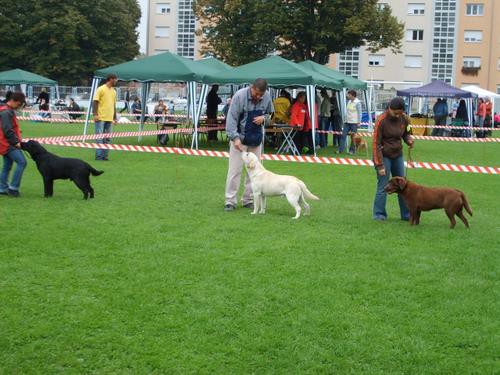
298, 60, 367, 90
202, 55, 344, 89
192, 57, 232, 72
0, 69, 57, 85
95, 52, 216, 83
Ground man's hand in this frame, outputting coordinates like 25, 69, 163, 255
252, 115, 265, 126
408, 139, 414, 148
233, 138, 243, 152
14, 143, 21, 149
94, 115, 100, 122
378, 167, 386, 176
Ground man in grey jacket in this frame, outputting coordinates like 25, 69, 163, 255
224, 79, 274, 211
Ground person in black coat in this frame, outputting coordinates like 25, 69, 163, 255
206, 85, 222, 141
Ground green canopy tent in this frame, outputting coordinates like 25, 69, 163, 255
0, 68, 58, 100
200, 55, 345, 155
87, 52, 228, 144
298, 61, 371, 129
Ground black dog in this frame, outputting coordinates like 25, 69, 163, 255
21, 140, 104, 199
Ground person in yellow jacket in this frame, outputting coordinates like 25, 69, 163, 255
273, 90, 291, 124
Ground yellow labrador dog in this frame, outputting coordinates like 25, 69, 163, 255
241, 151, 319, 219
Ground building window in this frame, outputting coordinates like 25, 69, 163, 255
338, 48, 360, 79
466, 4, 484, 16
407, 29, 424, 41
368, 54, 385, 67
431, 0, 457, 83
463, 57, 481, 68
155, 27, 170, 38
497, 58, 500, 70
497, 85, 500, 95
154, 49, 169, 55
405, 55, 423, 68
156, 3, 171, 14
408, 3, 425, 15
464, 30, 483, 42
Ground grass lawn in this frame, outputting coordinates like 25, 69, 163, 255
0, 122, 499, 373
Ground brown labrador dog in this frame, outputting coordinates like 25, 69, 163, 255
384, 176, 472, 228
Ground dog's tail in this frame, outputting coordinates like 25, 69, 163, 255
299, 181, 319, 200
89, 166, 104, 176
459, 191, 473, 216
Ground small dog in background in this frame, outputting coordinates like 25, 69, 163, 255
241, 151, 319, 219
21, 140, 104, 199
384, 176, 472, 228
351, 134, 368, 156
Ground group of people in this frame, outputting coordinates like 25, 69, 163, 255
432, 96, 495, 138
223, 78, 413, 222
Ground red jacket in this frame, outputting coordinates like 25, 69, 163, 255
289, 102, 318, 131
0, 105, 22, 155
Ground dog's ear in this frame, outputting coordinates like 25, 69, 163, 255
396, 177, 407, 190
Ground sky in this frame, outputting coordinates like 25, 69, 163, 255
137, 0, 148, 53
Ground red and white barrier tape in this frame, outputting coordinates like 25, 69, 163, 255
30, 126, 226, 142
32, 140, 499, 175
314, 130, 499, 143
22, 109, 224, 120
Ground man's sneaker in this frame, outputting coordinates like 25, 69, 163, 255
7, 189, 20, 198
224, 204, 236, 212
242, 203, 254, 209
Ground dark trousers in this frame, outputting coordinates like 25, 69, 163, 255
294, 130, 313, 154
431, 115, 447, 136
207, 117, 218, 140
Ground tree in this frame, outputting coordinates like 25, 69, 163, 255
194, 0, 404, 65
0, 0, 141, 85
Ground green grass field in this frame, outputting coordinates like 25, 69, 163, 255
1, 122, 499, 373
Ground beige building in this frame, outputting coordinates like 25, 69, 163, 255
330, 0, 500, 93
146, 0, 199, 59
455, 0, 500, 93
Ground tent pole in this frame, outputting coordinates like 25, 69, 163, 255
306, 85, 317, 157
83, 78, 99, 142
139, 82, 149, 142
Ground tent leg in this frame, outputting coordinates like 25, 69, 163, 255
83, 78, 99, 142
139, 82, 150, 142
306, 85, 317, 157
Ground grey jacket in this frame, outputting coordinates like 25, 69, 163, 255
226, 87, 274, 141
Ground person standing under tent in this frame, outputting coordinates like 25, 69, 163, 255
330, 94, 342, 148
289, 92, 312, 155
0, 92, 27, 197
475, 98, 486, 138
372, 97, 414, 221
93, 74, 117, 161
224, 79, 273, 212
319, 89, 331, 148
484, 97, 493, 136
206, 85, 222, 141
431, 98, 448, 136
36, 88, 50, 105
273, 90, 291, 124
338, 90, 362, 154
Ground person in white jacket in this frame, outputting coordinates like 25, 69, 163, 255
337, 90, 362, 154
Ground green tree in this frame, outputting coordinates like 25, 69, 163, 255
194, 0, 404, 65
0, 0, 141, 85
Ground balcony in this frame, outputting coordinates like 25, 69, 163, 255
461, 66, 481, 76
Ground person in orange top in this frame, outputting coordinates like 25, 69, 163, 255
289, 92, 315, 155
475, 98, 486, 138
372, 97, 414, 221
484, 97, 493, 136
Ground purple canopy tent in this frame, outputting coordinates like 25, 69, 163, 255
397, 80, 477, 133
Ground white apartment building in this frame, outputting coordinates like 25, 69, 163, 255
146, 0, 197, 59
331, 0, 458, 86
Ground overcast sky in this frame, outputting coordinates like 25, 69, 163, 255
137, 0, 148, 53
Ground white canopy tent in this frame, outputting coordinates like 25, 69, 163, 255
461, 85, 500, 116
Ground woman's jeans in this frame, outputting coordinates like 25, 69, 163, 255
373, 155, 410, 220
0, 148, 27, 192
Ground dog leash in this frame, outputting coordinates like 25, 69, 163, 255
405, 147, 413, 178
